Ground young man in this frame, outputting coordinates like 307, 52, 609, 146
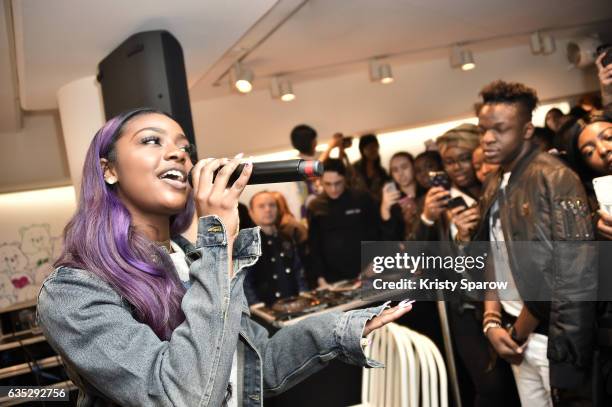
289, 125, 348, 220
470, 80, 596, 406
415, 124, 520, 406
307, 159, 380, 288
243, 191, 307, 306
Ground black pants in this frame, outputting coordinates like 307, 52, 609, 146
448, 303, 521, 407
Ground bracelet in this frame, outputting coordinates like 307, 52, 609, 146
483, 321, 502, 336
482, 317, 502, 327
484, 310, 502, 319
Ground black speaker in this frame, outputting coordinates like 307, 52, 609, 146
97, 30, 196, 147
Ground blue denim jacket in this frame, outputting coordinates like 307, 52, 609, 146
37, 216, 386, 406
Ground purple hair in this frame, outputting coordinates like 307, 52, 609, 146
54, 108, 195, 340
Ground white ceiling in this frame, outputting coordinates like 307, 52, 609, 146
10, 0, 279, 110
2, 0, 612, 114
204, 0, 612, 97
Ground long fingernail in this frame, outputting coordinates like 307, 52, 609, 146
399, 299, 415, 308
234, 152, 244, 159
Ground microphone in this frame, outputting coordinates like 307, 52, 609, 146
187, 159, 323, 187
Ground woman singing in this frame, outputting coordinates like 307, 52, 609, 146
37, 108, 411, 406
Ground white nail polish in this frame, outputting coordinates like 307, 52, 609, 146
399, 299, 415, 308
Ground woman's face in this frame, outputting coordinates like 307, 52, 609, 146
362, 143, 380, 161
390, 156, 415, 188
577, 122, 612, 175
414, 157, 442, 189
103, 113, 194, 218
441, 146, 477, 188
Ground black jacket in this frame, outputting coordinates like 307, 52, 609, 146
307, 189, 380, 283
472, 145, 597, 389
380, 195, 424, 241
243, 230, 306, 306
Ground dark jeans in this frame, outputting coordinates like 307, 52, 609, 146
448, 303, 521, 407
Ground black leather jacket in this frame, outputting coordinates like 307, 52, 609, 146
472, 145, 597, 389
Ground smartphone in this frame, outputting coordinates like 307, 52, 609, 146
598, 44, 612, 68
384, 181, 398, 193
385, 181, 410, 201
447, 196, 468, 210
428, 171, 451, 190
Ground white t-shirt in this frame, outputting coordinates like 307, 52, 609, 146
488, 173, 523, 317
170, 241, 238, 407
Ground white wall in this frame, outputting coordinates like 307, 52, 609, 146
0, 186, 76, 308
0, 112, 69, 193
191, 39, 599, 158
239, 101, 570, 219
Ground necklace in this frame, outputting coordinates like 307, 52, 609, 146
155, 239, 174, 254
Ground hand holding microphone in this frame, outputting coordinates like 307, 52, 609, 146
187, 158, 323, 188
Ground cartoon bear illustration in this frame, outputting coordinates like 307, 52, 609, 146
0, 242, 29, 275
0, 243, 30, 307
10, 273, 38, 303
20, 224, 52, 270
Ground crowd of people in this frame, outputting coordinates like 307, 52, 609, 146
241, 53, 612, 407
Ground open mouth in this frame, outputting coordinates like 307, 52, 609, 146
158, 169, 187, 188
483, 149, 498, 157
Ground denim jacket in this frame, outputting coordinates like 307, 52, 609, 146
37, 215, 387, 406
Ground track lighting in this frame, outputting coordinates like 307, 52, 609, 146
530, 32, 556, 55
280, 81, 295, 102
460, 50, 475, 71
232, 62, 253, 93
369, 60, 394, 84
270, 77, 296, 102
450, 46, 475, 71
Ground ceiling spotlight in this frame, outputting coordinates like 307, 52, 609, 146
232, 62, 253, 93
369, 59, 394, 84
450, 46, 475, 70
541, 35, 556, 55
460, 50, 475, 71
270, 77, 296, 102
530, 32, 543, 54
280, 81, 295, 102
531, 31, 556, 55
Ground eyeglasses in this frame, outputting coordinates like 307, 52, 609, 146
442, 153, 472, 168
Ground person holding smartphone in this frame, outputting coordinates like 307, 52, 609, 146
379, 152, 423, 241
596, 47, 612, 106
36, 108, 413, 406
560, 108, 612, 404
416, 124, 482, 242
413, 124, 521, 406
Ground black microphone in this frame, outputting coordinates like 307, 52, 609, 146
187, 159, 323, 187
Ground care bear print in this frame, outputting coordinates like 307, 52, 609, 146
0, 224, 61, 309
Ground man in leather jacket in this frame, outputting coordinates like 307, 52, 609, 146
467, 80, 597, 406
